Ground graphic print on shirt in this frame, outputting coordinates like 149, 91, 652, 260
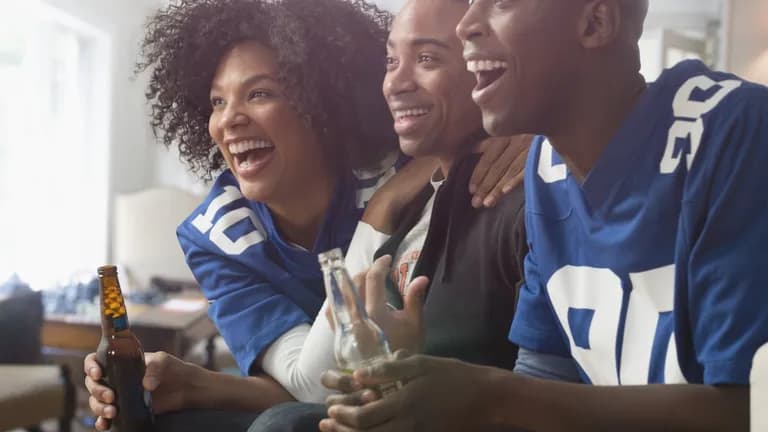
392, 250, 422, 295
540, 73, 742, 386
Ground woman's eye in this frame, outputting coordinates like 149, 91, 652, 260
210, 97, 224, 108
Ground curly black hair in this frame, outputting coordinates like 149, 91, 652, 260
139, 0, 397, 181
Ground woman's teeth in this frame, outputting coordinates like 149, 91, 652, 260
228, 139, 274, 155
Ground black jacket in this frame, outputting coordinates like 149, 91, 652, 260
375, 152, 527, 370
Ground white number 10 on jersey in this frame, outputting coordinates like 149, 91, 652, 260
191, 186, 266, 255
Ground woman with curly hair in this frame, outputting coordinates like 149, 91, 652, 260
82, 0, 524, 430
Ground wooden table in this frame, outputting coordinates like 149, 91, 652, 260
39, 295, 219, 423
42, 295, 218, 367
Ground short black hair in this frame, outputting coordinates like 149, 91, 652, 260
139, 0, 397, 181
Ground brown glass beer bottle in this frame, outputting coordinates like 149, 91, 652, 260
95, 265, 154, 431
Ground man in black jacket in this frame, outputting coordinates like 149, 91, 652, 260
349, 0, 531, 367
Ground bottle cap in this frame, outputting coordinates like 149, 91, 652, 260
318, 248, 344, 267
97, 265, 118, 277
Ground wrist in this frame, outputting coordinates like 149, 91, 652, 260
183, 362, 209, 408
473, 366, 523, 428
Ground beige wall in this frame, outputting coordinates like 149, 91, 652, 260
727, 0, 768, 84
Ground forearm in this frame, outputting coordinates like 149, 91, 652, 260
362, 157, 437, 233
345, 223, 389, 276
262, 318, 338, 403
187, 367, 294, 411
479, 369, 749, 432
361, 200, 401, 235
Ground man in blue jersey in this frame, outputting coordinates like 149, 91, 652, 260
318, 0, 768, 431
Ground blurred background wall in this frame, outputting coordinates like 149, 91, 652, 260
0, 0, 766, 291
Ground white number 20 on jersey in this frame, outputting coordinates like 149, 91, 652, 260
547, 265, 688, 385
660, 75, 741, 174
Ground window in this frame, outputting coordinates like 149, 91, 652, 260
640, 0, 726, 81
0, 1, 110, 289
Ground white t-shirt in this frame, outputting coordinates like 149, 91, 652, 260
386, 188, 436, 297
261, 174, 442, 403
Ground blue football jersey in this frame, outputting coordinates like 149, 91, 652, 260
177, 153, 403, 374
510, 60, 768, 386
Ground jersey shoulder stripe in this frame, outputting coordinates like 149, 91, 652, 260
353, 151, 407, 209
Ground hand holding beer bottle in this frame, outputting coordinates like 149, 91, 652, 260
319, 249, 429, 397
93, 265, 154, 432
84, 351, 195, 431
354, 255, 429, 355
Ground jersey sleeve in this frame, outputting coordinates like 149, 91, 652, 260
680, 87, 768, 385
508, 247, 571, 357
508, 141, 571, 357
178, 228, 312, 375
514, 348, 582, 383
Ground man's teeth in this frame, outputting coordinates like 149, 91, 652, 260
228, 139, 274, 155
393, 107, 430, 120
466, 60, 508, 73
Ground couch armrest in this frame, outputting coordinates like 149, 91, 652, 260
0, 364, 75, 431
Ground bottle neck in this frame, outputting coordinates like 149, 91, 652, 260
325, 267, 368, 329
99, 275, 130, 335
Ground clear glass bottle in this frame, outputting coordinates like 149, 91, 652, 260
319, 248, 399, 396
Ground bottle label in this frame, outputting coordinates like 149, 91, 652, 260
113, 315, 129, 332
102, 283, 129, 331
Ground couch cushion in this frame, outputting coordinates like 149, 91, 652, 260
0, 364, 66, 430
0, 290, 43, 363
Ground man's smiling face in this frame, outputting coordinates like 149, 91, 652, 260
458, 0, 584, 137
383, 0, 482, 158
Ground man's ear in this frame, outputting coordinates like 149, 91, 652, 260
577, 0, 622, 49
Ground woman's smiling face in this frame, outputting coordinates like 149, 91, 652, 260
208, 40, 327, 203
